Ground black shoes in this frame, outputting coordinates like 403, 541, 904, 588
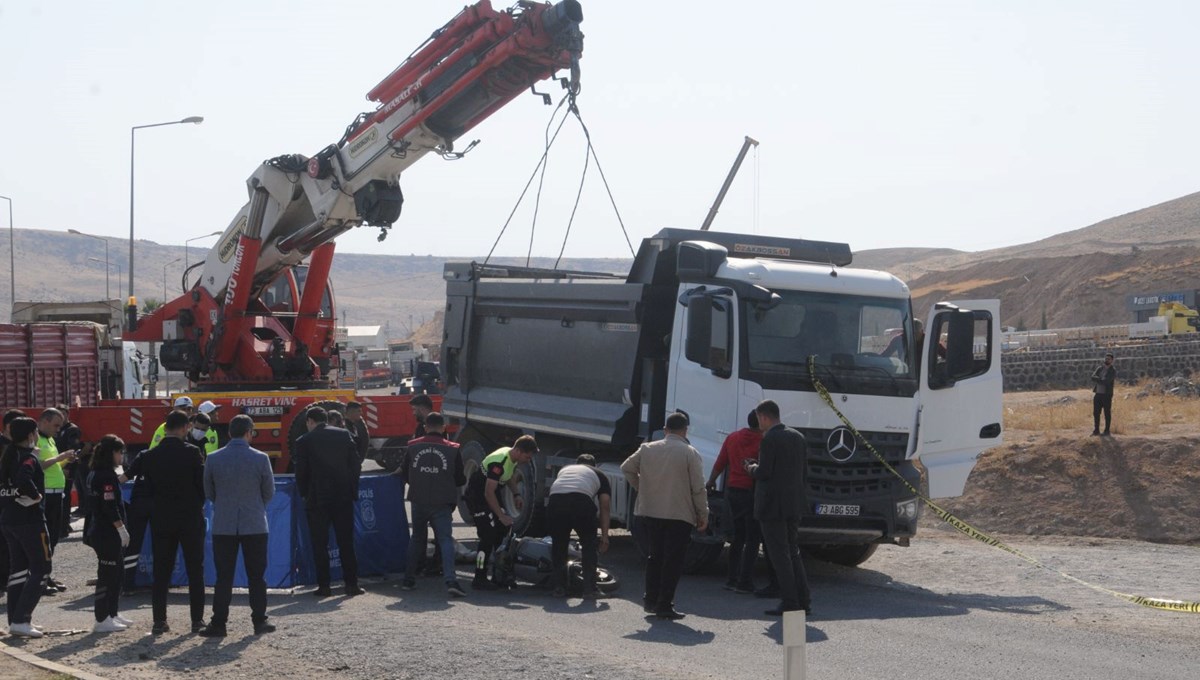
191, 620, 207, 633
198, 623, 227, 638
754, 586, 780, 599
399, 579, 417, 591
312, 587, 333, 597
733, 582, 755, 594
655, 608, 686, 620
152, 621, 170, 635
254, 621, 276, 635
346, 586, 367, 597
49, 579, 68, 592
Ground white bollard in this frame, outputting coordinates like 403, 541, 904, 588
782, 610, 806, 680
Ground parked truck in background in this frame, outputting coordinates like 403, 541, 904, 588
0, 322, 142, 409
441, 228, 1003, 570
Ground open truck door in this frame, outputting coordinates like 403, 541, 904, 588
917, 299, 1003, 498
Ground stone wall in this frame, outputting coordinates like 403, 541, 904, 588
1001, 337, 1200, 391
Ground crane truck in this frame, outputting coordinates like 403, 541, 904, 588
440, 229, 1003, 569
52, 0, 586, 471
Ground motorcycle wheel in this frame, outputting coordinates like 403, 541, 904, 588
568, 562, 620, 594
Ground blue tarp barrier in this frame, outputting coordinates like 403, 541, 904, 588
122, 473, 408, 588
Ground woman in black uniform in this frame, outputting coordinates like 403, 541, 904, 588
86, 435, 132, 633
0, 417, 51, 638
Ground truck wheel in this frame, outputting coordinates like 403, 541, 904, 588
805, 543, 879, 567
373, 437, 408, 473
503, 460, 538, 537
456, 441, 488, 525
285, 400, 346, 472
628, 510, 724, 574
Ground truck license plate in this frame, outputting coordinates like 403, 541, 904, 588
815, 503, 860, 516
244, 405, 285, 417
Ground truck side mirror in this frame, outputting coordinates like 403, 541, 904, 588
945, 310, 975, 379
685, 295, 712, 364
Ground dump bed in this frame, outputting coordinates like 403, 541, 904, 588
440, 263, 655, 445
0, 323, 102, 409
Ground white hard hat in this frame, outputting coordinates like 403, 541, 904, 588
174, 396, 194, 408
197, 400, 221, 415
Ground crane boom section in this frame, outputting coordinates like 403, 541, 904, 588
127, 0, 583, 389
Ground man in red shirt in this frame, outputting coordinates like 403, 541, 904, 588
707, 410, 773, 593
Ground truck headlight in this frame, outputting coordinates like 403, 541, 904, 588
895, 499, 919, 521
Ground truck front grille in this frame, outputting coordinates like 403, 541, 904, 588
798, 428, 908, 497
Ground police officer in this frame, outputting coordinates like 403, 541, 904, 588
462, 436, 537, 590
85, 435, 132, 633
118, 446, 154, 591
399, 413, 466, 596
0, 417, 52, 638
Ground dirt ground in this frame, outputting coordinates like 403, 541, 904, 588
923, 388, 1200, 545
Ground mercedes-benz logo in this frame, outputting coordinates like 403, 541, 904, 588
826, 427, 857, 462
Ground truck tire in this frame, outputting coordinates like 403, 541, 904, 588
627, 505, 725, 575
373, 437, 408, 473
455, 441, 539, 537
285, 399, 346, 472
805, 543, 879, 567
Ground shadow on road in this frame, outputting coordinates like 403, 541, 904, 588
623, 617, 717, 646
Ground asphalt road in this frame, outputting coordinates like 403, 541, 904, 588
7, 517, 1200, 679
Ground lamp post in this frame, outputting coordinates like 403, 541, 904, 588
87, 258, 122, 287
163, 257, 181, 302
129, 116, 204, 301
69, 229, 111, 301
184, 230, 223, 276
1, 194, 13, 318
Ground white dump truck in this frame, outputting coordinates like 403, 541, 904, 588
441, 228, 1002, 569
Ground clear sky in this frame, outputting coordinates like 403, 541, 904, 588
1, 0, 1197, 261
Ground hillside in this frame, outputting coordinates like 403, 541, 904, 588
853, 190, 1200, 278
6, 187, 1200, 334
0, 228, 628, 339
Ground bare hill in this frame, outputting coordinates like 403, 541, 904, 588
907, 246, 1200, 328
10, 187, 1200, 335
866, 191, 1200, 277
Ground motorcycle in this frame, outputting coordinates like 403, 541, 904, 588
492, 535, 620, 594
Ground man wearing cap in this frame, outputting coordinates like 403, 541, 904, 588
150, 397, 195, 447
462, 436, 537, 590
185, 408, 220, 457
195, 401, 223, 451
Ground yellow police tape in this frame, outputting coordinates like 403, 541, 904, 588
807, 356, 1200, 613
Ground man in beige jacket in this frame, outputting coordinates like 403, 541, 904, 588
621, 412, 708, 620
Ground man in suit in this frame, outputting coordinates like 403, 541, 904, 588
128, 410, 207, 634
200, 415, 276, 637
620, 411, 708, 620
293, 407, 364, 597
744, 399, 811, 617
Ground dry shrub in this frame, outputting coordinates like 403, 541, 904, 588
1005, 382, 1200, 435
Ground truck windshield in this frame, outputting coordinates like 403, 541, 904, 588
742, 291, 917, 396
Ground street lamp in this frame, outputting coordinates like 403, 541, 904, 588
163, 258, 181, 302
129, 116, 204, 300
69, 229, 111, 301
87, 258, 122, 286
1, 194, 12, 318
184, 230, 223, 275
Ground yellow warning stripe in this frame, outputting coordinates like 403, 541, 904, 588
807, 356, 1200, 614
